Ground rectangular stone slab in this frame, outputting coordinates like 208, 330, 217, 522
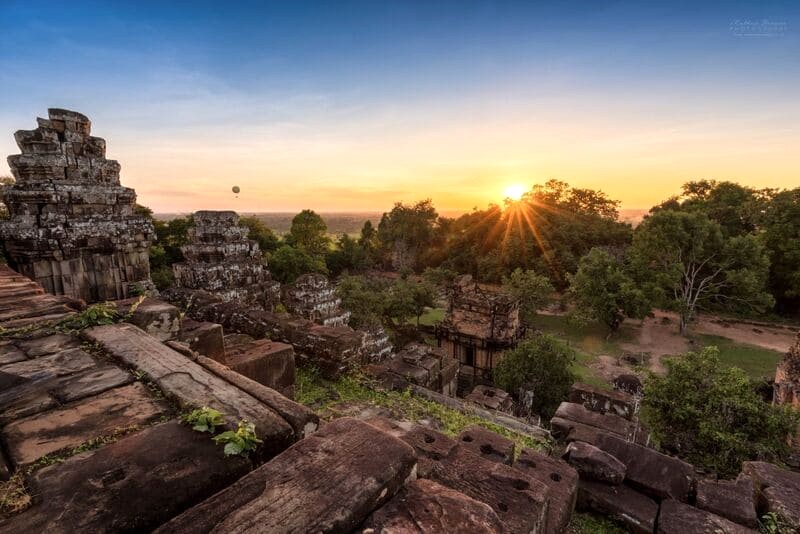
3, 382, 168, 465
553, 402, 635, 439
577, 479, 658, 534
428, 444, 550, 534
84, 323, 295, 457
0, 347, 96, 380
595, 434, 694, 502
363, 478, 506, 533
154, 417, 417, 533
657, 499, 756, 534
458, 424, 515, 465
0, 421, 251, 533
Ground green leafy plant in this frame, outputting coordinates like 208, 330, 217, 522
759, 511, 793, 534
213, 420, 262, 456
58, 302, 119, 331
182, 407, 225, 433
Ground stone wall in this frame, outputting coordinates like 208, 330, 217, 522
173, 211, 280, 309
0, 109, 154, 302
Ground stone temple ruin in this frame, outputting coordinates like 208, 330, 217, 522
3, 110, 800, 533
173, 210, 280, 309
0, 109, 154, 302
436, 275, 524, 394
282, 273, 351, 327
774, 333, 800, 459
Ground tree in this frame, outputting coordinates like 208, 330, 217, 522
760, 188, 800, 314
567, 248, 651, 332
285, 209, 330, 258
336, 275, 388, 329
631, 210, 773, 334
641, 347, 799, 477
493, 334, 577, 418
239, 215, 280, 254
502, 268, 554, 327
377, 199, 439, 270
269, 245, 327, 284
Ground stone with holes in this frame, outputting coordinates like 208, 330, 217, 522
513, 448, 578, 534
427, 444, 550, 534
363, 478, 507, 533
458, 425, 515, 465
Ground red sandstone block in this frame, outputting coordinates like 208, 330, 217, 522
226, 339, 295, 398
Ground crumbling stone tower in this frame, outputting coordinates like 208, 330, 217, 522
173, 211, 280, 308
283, 273, 351, 327
0, 109, 154, 302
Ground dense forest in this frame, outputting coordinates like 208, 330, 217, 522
135, 179, 800, 322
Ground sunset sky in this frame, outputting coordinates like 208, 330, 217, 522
1, 1, 798, 214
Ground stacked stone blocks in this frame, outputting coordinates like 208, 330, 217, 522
1, 109, 154, 302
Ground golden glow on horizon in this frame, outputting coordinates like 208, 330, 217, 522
504, 183, 526, 201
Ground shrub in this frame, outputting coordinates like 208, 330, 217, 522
493, 334, 577, 418
641, 347, 799, 477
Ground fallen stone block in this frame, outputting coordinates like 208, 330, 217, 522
550, 416, 614, 445
120, 297, 181, 341
154, 417, 416, 533
458, 425, 515, 465
428, 445, 550, 534
179, 318, 225, 361
742, 461, 800, 531
569, 382, 636, 419
657, 499, 756, 534
3, 382, 168, 466
514, 448, 579, 534
84, 323, 295, 458
363, 478, 507, 533
0, 421, 251, 532
595, 433, 694, 502
696, 475, 758, 528
565, 440, 626, 484
577, 479, 658, 534
224, 338, 295, 398
554, 402, 635, 439
195, 355, 318, 438
465, 384, 514, 412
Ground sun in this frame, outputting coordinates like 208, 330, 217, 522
504, 183, 526, 201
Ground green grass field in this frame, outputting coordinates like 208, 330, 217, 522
533, 314, 633, 389
692, 334, 783, 380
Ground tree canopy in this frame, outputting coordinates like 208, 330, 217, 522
568, 248, 651, 332
502, 268, 554, 328
285, 209, 330, 258
630, 210, 773, 333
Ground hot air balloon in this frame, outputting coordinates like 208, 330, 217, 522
232, 185, 240, 195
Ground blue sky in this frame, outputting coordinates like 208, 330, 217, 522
1, 1, 798, 212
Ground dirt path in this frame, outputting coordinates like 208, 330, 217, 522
619, 311, 690, 375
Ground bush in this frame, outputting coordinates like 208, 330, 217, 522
641, 347, 799, 478
493, 334, 577, 418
